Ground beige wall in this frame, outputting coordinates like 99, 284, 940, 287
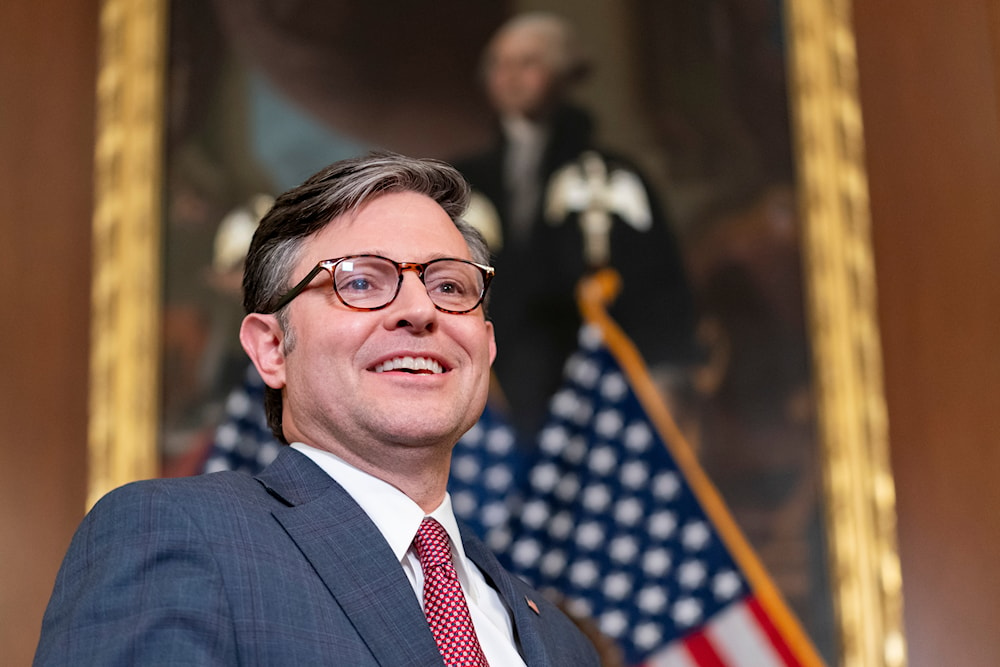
2, 1, 999, 664
855, 1, 1000, 665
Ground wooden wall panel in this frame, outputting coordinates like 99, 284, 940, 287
854, 1, 1000, 665
3, 1, 1000, 664
0, 1, 98, 663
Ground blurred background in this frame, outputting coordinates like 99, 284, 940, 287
2, 1, 999, 665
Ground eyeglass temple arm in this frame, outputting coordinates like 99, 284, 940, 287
267, 263, 327, 314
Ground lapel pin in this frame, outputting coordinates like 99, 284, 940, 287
525, 596, 540, 615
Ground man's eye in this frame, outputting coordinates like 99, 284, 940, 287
428, 278, 469, 296
339, 275, 374, 292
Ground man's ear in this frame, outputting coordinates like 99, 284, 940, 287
485, 320, 497, 366
240, 313, 287, 390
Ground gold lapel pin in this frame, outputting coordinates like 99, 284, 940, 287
525, 596, 540, 615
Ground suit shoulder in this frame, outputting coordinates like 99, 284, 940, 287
98, 469, 262, 500
86, 471, 270, 528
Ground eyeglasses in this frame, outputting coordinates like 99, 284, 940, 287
268, 254, 495, 314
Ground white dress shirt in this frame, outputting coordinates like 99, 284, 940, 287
291, 442, 527, 667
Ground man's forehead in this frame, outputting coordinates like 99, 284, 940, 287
299, 194, 468, 258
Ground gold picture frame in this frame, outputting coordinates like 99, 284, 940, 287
88, 0, 905, 664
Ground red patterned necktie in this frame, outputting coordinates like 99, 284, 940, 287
412, 517, 490, 667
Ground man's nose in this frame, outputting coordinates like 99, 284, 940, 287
388, 270, 437, 330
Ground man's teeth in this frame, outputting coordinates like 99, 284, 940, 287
373, 356, 444, 374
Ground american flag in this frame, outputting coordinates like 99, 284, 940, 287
203, 363, 281, 475
447, 400, 529, 549
451, 269, 825, 666
477, 323, 821, 666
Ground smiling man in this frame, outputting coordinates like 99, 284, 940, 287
35, 152, 600, 667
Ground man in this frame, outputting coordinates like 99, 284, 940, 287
454, 12, 701, 437
35, 152, 600, 666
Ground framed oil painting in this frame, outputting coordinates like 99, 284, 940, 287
89, 0, 904, 664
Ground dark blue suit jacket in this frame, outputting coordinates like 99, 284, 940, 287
35, 447, 599, 666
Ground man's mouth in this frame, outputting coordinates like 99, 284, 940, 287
372, 356, 445, 374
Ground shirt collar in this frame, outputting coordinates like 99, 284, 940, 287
289, 442, 470, 568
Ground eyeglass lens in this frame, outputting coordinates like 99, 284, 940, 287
333, 256, 485, 312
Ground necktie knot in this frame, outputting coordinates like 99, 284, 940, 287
413, 517, 453, 569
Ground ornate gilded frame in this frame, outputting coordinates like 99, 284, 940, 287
89, 0, 166, 505
783, 2, 906, 665
88, 0, 905, 664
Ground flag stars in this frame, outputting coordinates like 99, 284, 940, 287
540, 550, 567, 578
569, 559, 601, 588
681, 520, 711, 551
614, 497, 644, 526
602, 572, 633, 600
647, 510, 678, 540
713, 570, 743, 601
600, 371, 628, 402
225, 390, 252, 418
522, 499, 550, 529
485, 526, 512, 553
570, 397, 595, 425
461, 421, 485, 446
451, 454, 481, 482
620, 461, 649, 489
637, 585, 669, 614
548, 511, 575, 540
511, 538, 542, 568
609, 535, 639, 564
578, 323, 604, 350
484, 464, 513, 490
678, 559, 708, 589
652, 471, 681, 501
563, 436, 589, 465
550, 389, 582, 420
642, 548, 672, 577
480, 501, 509, 528
215, 422, 239, 450
672, 597, 704, 627
632, 622, 663, 650
452, 490, 477, 518
555, 474, 581, 502
595, 408, 624, 438
567, 355, 601, 388
458, 344, 758, 665
588, 447, 617, 476
539, 425, 569, 455
530, 463, 560, 493
484, 425, 515, 454
565, 595, 593, 620
582, 484, 613, 513
575, 521, 605, 550
599, 609, 629, 638
623, 422, 653, 452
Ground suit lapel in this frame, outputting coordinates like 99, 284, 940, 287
461, 525, 553, 667
257, 449, 443, 667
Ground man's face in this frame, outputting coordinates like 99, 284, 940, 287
485, 26, 564, 120
263, 191, 496, 461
